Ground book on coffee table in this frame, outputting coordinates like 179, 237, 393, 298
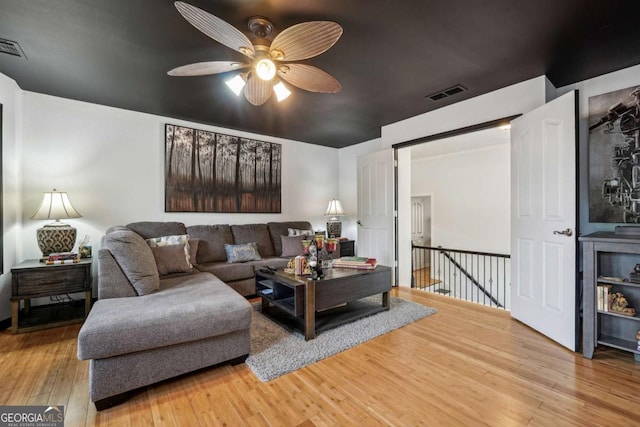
333, 256, 378, 269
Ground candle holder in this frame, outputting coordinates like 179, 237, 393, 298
326, 237, 338, 267
302, 236, 335, 279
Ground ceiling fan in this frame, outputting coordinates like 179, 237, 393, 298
168, 1, 343, 106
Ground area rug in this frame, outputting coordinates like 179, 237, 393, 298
246, 296, 437, 381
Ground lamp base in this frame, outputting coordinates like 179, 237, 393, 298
36, 222, 77, 257
326, 221, 342, 238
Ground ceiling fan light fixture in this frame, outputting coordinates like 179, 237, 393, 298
225, 74, 246, 96
273, 81, 291, 102
255, 58, 276, 81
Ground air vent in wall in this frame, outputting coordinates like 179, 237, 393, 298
0, 38, 26, 58
426, 84, 467, 101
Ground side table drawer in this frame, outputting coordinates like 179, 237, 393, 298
339, 240, 355, 257
13, 266, 89, 298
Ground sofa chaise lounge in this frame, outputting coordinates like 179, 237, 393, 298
77, 220, 322, 409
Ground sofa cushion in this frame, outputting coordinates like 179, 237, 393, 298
150, 244, 193, 276
280, 235, 305, 257
186, 224, 233, 263
267, 221, 313, 256
126, 221, 187, 239
196, 262, 255, 282
77, 272, 252, 360
224, 242, 262, 263
231, 224, 274, 257
248, 257, 289, 270
104, 226, 159, 296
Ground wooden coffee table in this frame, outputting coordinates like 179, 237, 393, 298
255, 266, 392, 340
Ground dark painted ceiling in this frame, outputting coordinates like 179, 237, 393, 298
1, 0, 640, 148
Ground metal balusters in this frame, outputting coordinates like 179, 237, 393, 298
411, 244, 510, 310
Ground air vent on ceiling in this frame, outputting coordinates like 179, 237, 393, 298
0, 38, 26, 59
426, 84, 467, 101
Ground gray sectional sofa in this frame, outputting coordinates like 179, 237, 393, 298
77, 220, 320, 409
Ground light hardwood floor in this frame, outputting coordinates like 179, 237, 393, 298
2, 287, 640, 426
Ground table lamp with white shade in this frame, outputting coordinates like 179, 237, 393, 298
325, 198, 346, 238
31, 189, 82, 258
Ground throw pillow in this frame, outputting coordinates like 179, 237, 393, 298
288, 228, 314, 237
188, 238, 199, 266
281, 235, 305, 257
150, 244, 193, 276
224, 242, 262, 263
105, 227, 159, 296
146, 234, 192, 268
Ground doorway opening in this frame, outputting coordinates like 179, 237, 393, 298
400, 124, 513, 309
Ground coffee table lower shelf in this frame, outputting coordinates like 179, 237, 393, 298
262, 297, 389, 337
255, 266, 392, 340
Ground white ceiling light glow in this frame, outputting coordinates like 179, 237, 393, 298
255, 58, 276, 81
225, 74, 246, 96
273, 81, 291, 102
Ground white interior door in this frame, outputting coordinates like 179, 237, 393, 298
510, 90, 577, 351
411, 197, 425, 245
357, 149, 394, 270
411, 197, 426, 269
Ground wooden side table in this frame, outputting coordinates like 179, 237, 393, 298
11, 258, 92, 334
339, 240, 356, 257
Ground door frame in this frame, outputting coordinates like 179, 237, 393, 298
392, 115, 521, 286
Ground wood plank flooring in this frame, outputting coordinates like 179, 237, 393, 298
1, 287, 640, 426
412, 267, 441, 287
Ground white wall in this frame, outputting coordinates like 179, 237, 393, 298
393, 77, 546, 286
0, 74, 22, 321
17, 91, 339, 296
381, 76, 549, 148
410, 144, 511, 253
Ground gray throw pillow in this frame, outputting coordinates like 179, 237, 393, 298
105, 228, 159, 296
224, 242, 262, 263
150, 244, 193, 276
281, 235, 305, 257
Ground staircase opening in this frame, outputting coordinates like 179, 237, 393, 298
403, 126, 512, 309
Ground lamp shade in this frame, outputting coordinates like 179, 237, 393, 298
31, 189, 82, 257
31, 189, 82, 221
324, 199, 346, 218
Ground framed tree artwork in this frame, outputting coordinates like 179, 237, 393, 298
588, 85, 640, 223
165, 124, 282, 213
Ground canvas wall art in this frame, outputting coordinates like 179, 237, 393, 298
165, 124, 282, 213
588, 85, 640, 223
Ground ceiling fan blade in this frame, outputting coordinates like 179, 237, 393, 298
270, 21, 342, 61
167, 61, 248, 76
244, 75, 272, 106
278, 64, 341, 93
174, 1, 255, 57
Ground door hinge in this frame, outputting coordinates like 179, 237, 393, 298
394, 260, 398, 267
393, 210, 398, 217
394, 159, 398, 167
